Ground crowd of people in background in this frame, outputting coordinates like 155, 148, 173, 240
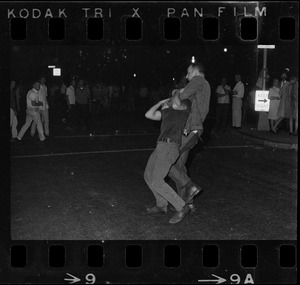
9, 76, 171, 141
213, 70, 298, 136
10, 69, 298, 142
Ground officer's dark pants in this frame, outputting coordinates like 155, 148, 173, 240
168, 132, 199, 198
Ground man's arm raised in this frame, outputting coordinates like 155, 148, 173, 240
145, 99, 169, 121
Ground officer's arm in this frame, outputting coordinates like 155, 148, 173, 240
172, 93, 188, 110
179, 78, 202, 100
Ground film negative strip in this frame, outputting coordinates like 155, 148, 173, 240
0, 1, 298, 284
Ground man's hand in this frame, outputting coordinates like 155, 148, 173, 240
159, 98, 169, 105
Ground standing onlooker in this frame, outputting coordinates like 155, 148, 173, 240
139, 85, 149, 111
268, 78, 281, 133
289, 76, 298, 135
49, 82, 59, 109
91, 82, 102, 115
75, 79, 91, 132
10, 80, 18, 140
127, 84, 136, 112
66, 79, 76, 125
215, 78, 231, 134
101, 82, 110, 112
60, 80, 68, 122
30, 76, 49, 137
15, 82, 21, 113
231, 74, 245, 128
274, 73, 291, 133
120, 83, 127, 111
110, 84, 120, 111
17, 81, 46, 142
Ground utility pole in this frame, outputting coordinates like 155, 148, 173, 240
256, 45, 275, 131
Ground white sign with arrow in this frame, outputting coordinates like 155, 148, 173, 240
198, 274, 226, 284
255, 90, 270, 112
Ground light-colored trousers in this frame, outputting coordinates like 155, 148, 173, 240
31, 109, 49, 136
10, 108, 18, 138
232, 98, 243, 127
144, 142, 186, 211
17, 109, 45, 141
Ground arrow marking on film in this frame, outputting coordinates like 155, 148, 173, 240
258, 99, 268, 103
64, 273, 81, 284
198, 274, 226, 284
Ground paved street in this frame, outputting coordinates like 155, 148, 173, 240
10, 115, 297, 240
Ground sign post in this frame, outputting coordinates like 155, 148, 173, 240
256, 45, 275, 131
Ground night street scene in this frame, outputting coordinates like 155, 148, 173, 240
9, 5, 298, 241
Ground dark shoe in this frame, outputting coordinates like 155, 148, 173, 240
146, 205, 168, 214
168, 205, 176, 211
184, 184, 202, 203
16, 137, 24, 144
169, 205, 190, 224
188, 203, 196, 213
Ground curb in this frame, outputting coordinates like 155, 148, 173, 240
236, 131, 298, 151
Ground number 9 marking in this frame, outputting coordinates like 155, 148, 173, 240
230, 274, 241, 284
85, 273, 96, 284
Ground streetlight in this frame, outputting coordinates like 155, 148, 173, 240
224, 48, 227, 52
191, 56, 195, 63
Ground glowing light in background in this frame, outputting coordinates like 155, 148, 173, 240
191, 56, 195, 63
224, 48, 228, 52
53, 68, 61, 76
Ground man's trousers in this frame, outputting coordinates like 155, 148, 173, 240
144, 142, 186, 211
17, 109, 45, 141
232, 98, 243, 127
31, 109, 49, 136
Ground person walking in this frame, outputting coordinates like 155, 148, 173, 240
168, 62, 211, 212
30, 76, 49, 137
231, 74, 245, 128
144, 91, 198, 224
17, 81, 46, 142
